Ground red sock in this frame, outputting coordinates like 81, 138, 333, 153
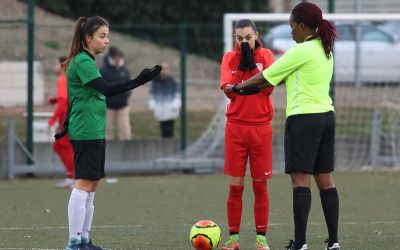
54, 137, 75, 179
227, 185, 244, 233
253, 180, 269, 234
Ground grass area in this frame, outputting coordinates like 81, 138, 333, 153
0, 171, 399, 249
130, 110, 215, 140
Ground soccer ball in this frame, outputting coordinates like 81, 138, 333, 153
190, 220, 221, 250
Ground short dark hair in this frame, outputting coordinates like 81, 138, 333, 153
108, 46, 123, 58
58, 56, 67, 64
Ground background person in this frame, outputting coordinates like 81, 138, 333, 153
48, 56, 75, 188
100, 46, 132, 140
148, 62, 181, 138
225, 2, 340, 250
220, 19, 275, 250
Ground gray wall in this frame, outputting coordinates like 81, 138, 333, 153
0, 139, 180, 178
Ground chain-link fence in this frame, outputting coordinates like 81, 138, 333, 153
0, 14, 225, 177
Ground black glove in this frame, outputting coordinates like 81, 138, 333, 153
132, 65, 162, 86
238, 86, 260, 95
54, 118, 69, 140
54, 105, 70, 140
237, 43, 248, 71
243, 42, 257, 70
238, 42, 257, 71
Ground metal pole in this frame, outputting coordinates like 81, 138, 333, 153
354, 0, 362, 87
26, 0, 35, 163
7, 119, 16, 179
179, 24, 187, 150
328, 0, 335, 13
370, 111, 380, 168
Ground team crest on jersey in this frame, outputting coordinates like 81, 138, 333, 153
256, 63, 263, 72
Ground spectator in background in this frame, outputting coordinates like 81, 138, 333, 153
48, 56, 75, 188
148, 62, 181, 138
100, 46, 132, 140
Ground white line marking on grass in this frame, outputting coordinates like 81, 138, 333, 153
0, 249, 63, 250
0, 221, 399, 231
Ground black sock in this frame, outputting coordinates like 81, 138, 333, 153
229, 232, 239, 236
320, 187, 339, 244
293, 187, 311, 248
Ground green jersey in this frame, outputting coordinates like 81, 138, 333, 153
67, 51, 105, 140
262, 38, 334, 117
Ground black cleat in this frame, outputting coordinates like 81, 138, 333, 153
325, 239, 340, 250
285, 239, 308, 250
82, 239, 106, 250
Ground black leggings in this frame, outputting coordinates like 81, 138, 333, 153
160, 120, 174, 138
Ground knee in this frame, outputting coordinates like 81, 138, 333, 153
315, 173, 335, 190
291, 172, 311, 188
252, 179, 267, 196
229, 176, 245, 186
252, 178, 267, 188
318, 181, 335, 190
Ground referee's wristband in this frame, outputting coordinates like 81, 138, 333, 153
232, 84, 239, 93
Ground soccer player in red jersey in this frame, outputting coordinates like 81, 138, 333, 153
220, 19, 275, 250
48, 56, 75, 188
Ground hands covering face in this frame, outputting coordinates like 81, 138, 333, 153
237, 42, 257, 71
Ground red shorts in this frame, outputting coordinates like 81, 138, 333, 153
224, 122, 273, 179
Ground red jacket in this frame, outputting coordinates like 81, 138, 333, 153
220, 41, 275, 124
48, 73, 68, 132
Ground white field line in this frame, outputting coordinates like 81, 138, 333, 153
0, 220, 399, 231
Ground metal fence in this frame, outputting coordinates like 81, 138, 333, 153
0, 15, 224, 177
2, 7, 400, 178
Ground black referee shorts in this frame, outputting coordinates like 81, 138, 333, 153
71, 139, 106, 180
284, 111, 335, 174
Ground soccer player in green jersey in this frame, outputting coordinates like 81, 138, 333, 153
225, 2, 340, 250
56, 16, 161, 250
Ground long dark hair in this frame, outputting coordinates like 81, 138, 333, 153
65, 16, 109, 68
291, 2, 337, 58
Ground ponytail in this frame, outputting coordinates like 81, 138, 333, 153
317, 19, 337, 58
65, 17, 87, 69
65, 16, 109, 69
291, 2, 337, 59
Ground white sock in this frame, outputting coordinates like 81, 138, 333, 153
68, 188, 88, 239
82, 192, 95, 239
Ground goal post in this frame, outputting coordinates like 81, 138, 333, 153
156, 13, 400, 172
223, 13, 400, 52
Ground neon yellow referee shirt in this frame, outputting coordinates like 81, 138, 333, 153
262, 38, 334, 117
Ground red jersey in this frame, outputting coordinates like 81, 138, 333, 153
220, 41, 275, 124
48, 73, 68, 131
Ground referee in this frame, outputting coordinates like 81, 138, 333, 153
225, 2, 340, 250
